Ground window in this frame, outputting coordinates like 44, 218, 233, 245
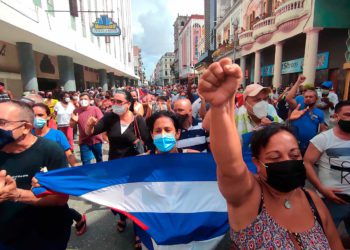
33, 0, 42, 7
47, 0, 54, 16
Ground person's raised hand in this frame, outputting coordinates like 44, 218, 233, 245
289, 104, 309, 121
198, 58, 242, 107
297, 75, 306, 84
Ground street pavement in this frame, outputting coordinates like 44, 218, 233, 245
66, 140, 232, 250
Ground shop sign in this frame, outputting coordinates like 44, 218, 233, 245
91, 15, 121, 36
261, 52, 329, 77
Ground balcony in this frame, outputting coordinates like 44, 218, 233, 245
212, 42, 235, 60
238, 30, 254, 50
252, 16, 276, 44
275, 0, 309, 32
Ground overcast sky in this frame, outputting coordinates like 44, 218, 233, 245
132, 0, 204, 80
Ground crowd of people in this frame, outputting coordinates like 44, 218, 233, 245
0, 56, 349, 249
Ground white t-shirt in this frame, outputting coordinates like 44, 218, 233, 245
310, 129, 350, 195
317, 91, 339, 126
54, 102, 75, 127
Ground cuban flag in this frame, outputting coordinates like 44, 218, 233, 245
33, 153, 229, 250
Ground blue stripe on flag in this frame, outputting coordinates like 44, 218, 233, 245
131, 211, 229, 245
33, 153, 217, 197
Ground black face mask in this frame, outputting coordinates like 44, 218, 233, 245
177, 114, 189, 128
339, 119, 350, 133
265, 160, 306, 193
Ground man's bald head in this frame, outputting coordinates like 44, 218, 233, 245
0, 100, 34, 124
174, 98, 192, 116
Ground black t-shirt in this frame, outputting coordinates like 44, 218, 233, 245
94, 112, 153, 160
0, 137, 72, 246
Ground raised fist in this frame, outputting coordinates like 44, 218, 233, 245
297, 75, 306, 84
198, 58, 242, 107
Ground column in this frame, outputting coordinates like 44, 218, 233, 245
302, 28, 322, 86
98, 69, 108, 91
57, 56, 76, 91
16, 42, 38, 92
254, 51, 261, 84
240, 56, 246, 87
273, 42, 283, 88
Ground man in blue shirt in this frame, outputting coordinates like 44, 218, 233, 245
286, 76, 327, 154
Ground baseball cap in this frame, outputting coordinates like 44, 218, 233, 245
243, 84, 271, 100
321, 81, 333, 89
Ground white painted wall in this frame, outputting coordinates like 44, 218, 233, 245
0, 0, 136, 78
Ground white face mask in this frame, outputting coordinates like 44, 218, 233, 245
80, 99, 90, 107
112, 105, 126, 115
64, 97, 71, 103
252, 100, 269, 119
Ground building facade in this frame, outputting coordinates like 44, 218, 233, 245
133, 46, 145, 86
178, 15, 205, 83
173, 15, 190, 83
196, 0, 217, 79
0, 0, 137, 97
213, 0, 350, 97
153, 52, 175, 86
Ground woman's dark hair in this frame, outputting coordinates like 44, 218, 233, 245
32, 103, 51, 116
115, 90, 134, 112
147, 110, 180, 132
250, 123, 297, 158
59, 92, 69, 100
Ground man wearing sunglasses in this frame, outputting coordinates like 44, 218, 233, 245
0, 100, 72, 249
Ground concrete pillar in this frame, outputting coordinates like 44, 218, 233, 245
57, 56, 76, 91
273, 42, 283, 88
98, 69, 108, 91
254, 51, 261, 84
240, 56, 246, 87
302, 28, 322, 86
16, 42, 39, 92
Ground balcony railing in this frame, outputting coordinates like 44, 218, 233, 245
238, 30, 254, 46
275, 0, 308, 27
212, 42, 235, 59
252, 16, 276, 39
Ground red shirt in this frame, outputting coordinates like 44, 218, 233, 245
75, 106, 103, 145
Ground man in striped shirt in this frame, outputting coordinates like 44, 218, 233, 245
174, 98, 210, 152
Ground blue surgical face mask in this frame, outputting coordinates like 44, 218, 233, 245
153, 133, 176, 153
33, 117, 47, 129
0, 128, 15, 149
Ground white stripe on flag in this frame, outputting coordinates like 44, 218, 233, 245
81, 181, 227, 213
148, 234, 226, 250
177, 136, 207, 148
